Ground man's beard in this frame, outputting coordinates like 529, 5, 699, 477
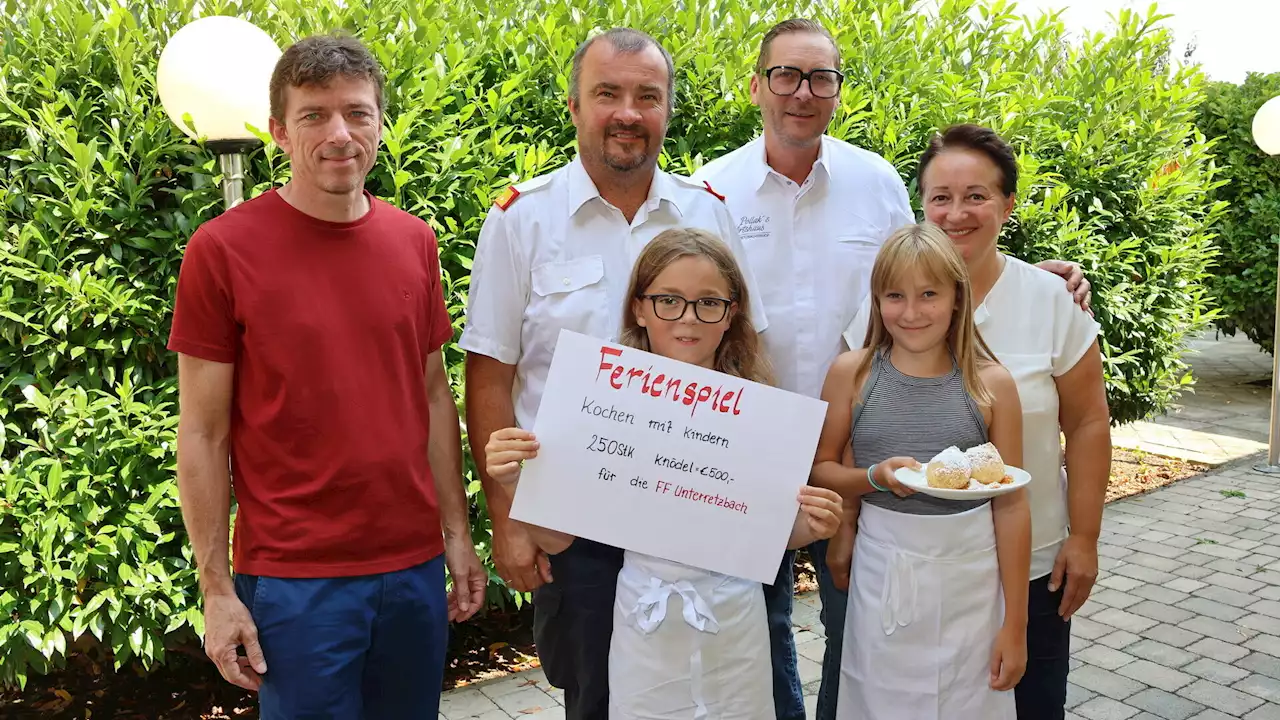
774, 105, 830, 148
600, 122, 660, 172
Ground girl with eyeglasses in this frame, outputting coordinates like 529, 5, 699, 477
485, 227, 843, 720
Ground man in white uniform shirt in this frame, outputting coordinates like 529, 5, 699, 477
460, 28, 767, 720
694, 19, 1089, 720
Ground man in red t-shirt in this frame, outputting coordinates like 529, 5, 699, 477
168, 34, 484, 719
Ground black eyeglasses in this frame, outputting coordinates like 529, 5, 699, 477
763, 66, 845, 99
640, 294, 734, 323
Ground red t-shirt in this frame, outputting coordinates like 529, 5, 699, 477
168, 189, 453, 578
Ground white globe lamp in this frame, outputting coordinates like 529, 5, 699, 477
1252, 94, 1280, 471
157, 16, 281, 208
1255, 96, 1280, 157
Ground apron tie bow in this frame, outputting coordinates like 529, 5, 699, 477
629, 576, 721, 719
632, 577, 720, 634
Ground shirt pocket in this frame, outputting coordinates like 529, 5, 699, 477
833, 234, 882, 313
528, 255, 610, 335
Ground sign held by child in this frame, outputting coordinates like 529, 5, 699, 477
510, 328, 827, 584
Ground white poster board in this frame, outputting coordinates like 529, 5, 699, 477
508, 329, 828, 584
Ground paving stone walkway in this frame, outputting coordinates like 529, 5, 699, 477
441, 333, 1280, 719
1113, 332, 1273, 465
1066, 463, 1280, 720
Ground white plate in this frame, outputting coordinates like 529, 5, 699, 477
894, 463, 1032, 500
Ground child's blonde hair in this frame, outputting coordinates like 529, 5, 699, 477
620, 228, 774, 385
855, 222, 998, 407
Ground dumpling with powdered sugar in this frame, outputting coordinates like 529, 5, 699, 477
965, 442, 1005, 484
926, 446, 971, 490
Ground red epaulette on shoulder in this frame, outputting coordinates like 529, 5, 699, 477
702, 180, 725, 202
494, 185, 520, 210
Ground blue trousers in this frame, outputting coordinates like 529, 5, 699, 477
233, 554, 448, 720
809, 538, 848, 720
762, 549, 805, 720
1016, 575, 1072, 719
532, 538, 626, 720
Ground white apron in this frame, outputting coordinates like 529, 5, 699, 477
609, 552, 773, 720
837, 501, 1015, 720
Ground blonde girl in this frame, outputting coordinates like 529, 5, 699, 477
811, 222, 1029, 719
487, 228, 843, 720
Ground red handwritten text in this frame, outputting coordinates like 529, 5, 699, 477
654, 480, 748, 514
596, 346, 744, 418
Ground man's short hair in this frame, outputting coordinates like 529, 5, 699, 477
569, 28, 676, 112
754, 19, 842, 75
269, 34, 387, 121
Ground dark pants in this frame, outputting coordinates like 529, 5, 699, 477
533, 538, 625, 720
1016, 574, 1072, 719
809, 538, 848, 720
233, 554, 448, 720
763, 549, 805, 720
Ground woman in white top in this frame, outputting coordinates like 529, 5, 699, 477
840, 124, 1111, 720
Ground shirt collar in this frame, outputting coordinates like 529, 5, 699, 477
753, 135, 832, 190
568, 155, 683, 219
974, 255, 1012, 326
974, 303, 990, 326
813, 137, 832, 179
568, 156, 600, 216
749, 138, 773, 191
651, 169, 685, 217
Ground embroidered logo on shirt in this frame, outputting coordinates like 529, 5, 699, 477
736, 215, 771, 241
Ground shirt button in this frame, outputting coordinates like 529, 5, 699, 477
563, 278, 570, 286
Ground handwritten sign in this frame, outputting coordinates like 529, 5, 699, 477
509, 329, 828, 584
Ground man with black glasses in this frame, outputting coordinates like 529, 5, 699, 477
693, 17, 1089, 720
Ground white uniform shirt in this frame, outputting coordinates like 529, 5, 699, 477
459, 156, 768, 430
843, 255, 1100, 578
693, 135, 914, 398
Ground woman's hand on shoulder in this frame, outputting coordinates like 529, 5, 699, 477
485, 428, 539, 484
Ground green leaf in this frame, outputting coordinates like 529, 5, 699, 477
165, 613, 187, 634
188, 606, 205, 637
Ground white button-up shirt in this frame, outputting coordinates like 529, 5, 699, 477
459, 156, 769, 429
844, 256, 1100, 578
693, 135, 914, 398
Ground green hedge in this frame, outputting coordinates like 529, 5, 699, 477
1197, 72, 1280, 354
0, 0, 1222, 687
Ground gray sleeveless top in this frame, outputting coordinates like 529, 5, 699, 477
852, 349, 990, 515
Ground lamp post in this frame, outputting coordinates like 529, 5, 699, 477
156, 16, 281, 210
1252, 95, 1280, 471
